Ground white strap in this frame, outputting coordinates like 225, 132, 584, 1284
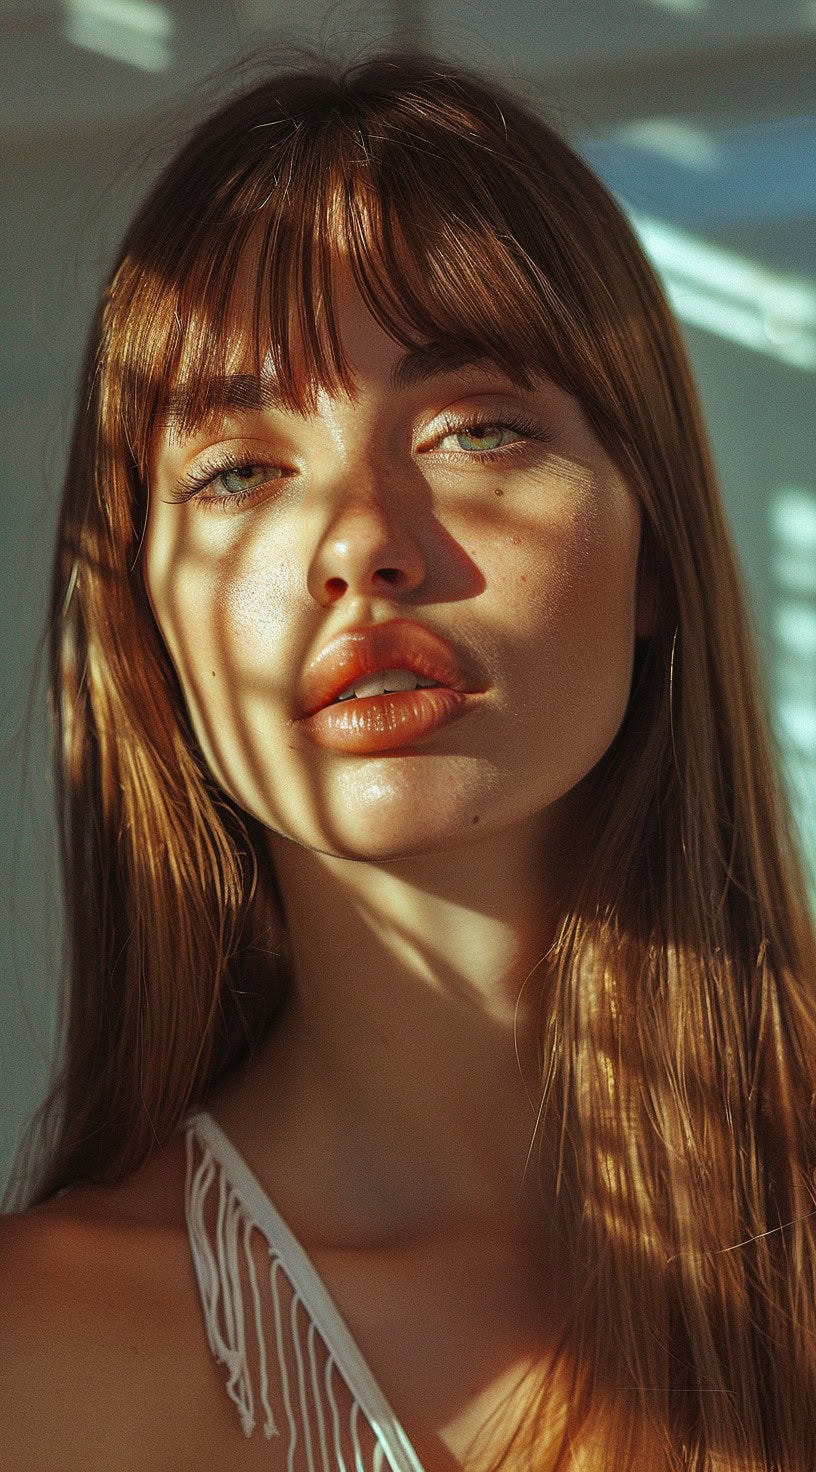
184, 1111, 426, 1472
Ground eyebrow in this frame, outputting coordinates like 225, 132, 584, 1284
160, 341, 533, 429
389, 341, 532, 393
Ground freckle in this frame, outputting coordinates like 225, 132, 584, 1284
520, 574, 528, 583
472, 814, 480, 824
211, 669, 216, 677
494, 487, 504, 497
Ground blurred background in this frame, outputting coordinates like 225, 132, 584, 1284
2, 0, 815, 1196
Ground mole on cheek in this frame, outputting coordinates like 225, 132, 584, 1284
494, 487, 504, 497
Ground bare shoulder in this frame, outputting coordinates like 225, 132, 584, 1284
0, 1138, 230, 1472
0, 1206, 118, 1469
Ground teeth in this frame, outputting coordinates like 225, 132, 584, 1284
336, 668, 442, 701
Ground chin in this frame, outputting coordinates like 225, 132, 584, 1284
262, 804, 489, 865
308, 823, 468, 865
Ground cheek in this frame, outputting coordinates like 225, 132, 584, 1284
148, 527, 292, 684
216, 550, 301, 668
502, 488, 637, 634
143, 519, 305, 798
497, 486, 641, 733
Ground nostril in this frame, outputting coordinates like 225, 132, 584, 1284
377, 568, 401, 584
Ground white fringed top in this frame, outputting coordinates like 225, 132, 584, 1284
183, 1110, 427, 1472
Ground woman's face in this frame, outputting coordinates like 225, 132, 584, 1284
145, 266, 647, 862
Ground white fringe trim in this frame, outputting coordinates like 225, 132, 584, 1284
185, 1127, 278, 1439
183, 1121, 417, 1471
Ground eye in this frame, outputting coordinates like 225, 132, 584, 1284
169, 454, 285, 508
211, 464, 278, 497
437, 423, 521, 453
427, 410, 552, 462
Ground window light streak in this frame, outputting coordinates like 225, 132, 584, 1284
772, 488, 816, 551
628, 212, 816, 371
642, 0, 707, 12
664, 281, 816, 370
631, 214, 816, 322
773, 557, 816, 597
70, 0, 170, 36
775, 602, 816, 658
64, 0, 172, 70
614, 119, 723, 172
772, 492, 816, 644
771, 488, 816, 818
778, 699, 816, 753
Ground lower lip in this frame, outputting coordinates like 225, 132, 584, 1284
297, 687, 473, 753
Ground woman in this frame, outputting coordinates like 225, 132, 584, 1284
2, 47, 815, 1472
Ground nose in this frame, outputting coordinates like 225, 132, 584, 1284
306, 468, 428, 608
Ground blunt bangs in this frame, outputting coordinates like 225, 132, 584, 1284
103, 59, 643, 491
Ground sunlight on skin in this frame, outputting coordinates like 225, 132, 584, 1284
145, 269, 644, 867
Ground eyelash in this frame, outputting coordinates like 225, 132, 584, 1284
170, 410, 553, 510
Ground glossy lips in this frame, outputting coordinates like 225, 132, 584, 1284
293, 619, 482, 753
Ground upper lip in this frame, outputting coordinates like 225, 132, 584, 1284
296, 619, 481, 717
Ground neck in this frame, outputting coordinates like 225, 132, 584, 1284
214, 812, 570, 1247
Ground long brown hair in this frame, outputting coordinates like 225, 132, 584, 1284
7, 47, 816, 1469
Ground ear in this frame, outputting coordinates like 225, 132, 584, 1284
635, 532, 658, 640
